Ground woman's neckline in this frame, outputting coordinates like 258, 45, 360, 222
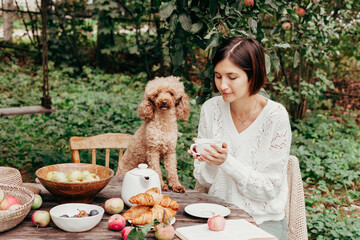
226, 95, 269, 135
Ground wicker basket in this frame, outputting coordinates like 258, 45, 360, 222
0, 183, 35, 232
0, 167, 41, 194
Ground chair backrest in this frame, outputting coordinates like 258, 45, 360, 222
69, 133, 133, 168
285, 155, 308, 240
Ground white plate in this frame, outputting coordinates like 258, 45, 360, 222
184, 203, 231, 218
128, 217, 176, 227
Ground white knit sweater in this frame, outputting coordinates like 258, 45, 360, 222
193, 96, 292, 225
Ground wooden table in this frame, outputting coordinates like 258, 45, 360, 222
2, 176, 255, 239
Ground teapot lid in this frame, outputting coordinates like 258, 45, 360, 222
129, 164, 157, 176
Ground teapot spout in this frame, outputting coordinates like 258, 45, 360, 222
141, 176, 150, 187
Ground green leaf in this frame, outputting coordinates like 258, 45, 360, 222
172, 49, 184, 66
248, 17, 257, 33
179, 14, 192, 32
190, 22, 203, 33
205, 34, 220, 51
293, 51, 300, 68
270, 51, 281, 74
159, 2, 177, 19
265, 53, 271, 74
274, 43, 291, 49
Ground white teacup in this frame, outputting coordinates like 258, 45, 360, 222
190, 139, 222, 156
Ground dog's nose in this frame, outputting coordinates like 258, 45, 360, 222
161, 101, 168, 106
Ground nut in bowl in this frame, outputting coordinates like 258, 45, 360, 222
36, 163, 114, 203
50, 203, 104, 232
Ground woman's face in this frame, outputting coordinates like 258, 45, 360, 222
214, 58, 250, 103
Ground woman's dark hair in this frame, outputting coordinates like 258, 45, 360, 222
211, 36, 266, 96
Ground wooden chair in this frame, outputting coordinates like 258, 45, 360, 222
285, 155, 308, 240
69, 133, 133, 169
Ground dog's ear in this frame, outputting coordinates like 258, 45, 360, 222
175, 93, 190, 121
138, 97, 155, 121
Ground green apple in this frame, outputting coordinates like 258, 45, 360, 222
31, 194, 43, 209
50, 171, 68, 182
67, 170, 83, 182
82, 173, 100, 182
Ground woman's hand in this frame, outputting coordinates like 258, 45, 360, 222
198, 142, 228, 165
187, 138, 228, 165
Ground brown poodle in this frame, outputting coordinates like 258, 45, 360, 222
116, 76, 190, 193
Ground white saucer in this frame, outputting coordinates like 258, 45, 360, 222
184, 203, 231, 218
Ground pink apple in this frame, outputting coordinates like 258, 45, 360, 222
244, 0, 254, 7
8, 204, 22, 211
32, 210, 51, 227
155, 222, 175, 240
282, 22, 291, 30
104, 198, 124, 214
207, 215, 226, 231
295, 7, 305, 17
108, 214, 126, 231
1, 195, 20, 210
121, 226, 133, 240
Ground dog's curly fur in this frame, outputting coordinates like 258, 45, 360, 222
116, 76, 190, 193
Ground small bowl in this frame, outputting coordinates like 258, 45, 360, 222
50, 203, 104, 232
36, 163, 114, 203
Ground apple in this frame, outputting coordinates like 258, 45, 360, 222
244, 0, 254, 7
295, 7, 305, 17
32, 210, 51, 227
81, 170, 91, 180
67, 170, 83, 182
82, 173, 100, 182
31, 194, 43, 209
8, 204, 22, 211
155, 222, 175, 240
1, 196, 20, 210
45, 171, 57, 180
0, 188, 4, 203
108, 214, 126, 231
207, 215, 226, 231
50, 171, 68, 182
121, 226, 133, 240
104, 198, 124, 214
282, 22, 291, 30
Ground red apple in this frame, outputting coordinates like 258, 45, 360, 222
244, 0, 254, 7
207, 215, 226, 231
1, 195, 20, 210
32, 210, 51, 227
108, 214, 126, 231
155, 222, 175, 240
295, 7, 305, 17
105, 198, 124, 214
121, 226, 133, 240
282, 22, 291, 30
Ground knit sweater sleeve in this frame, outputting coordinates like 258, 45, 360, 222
193, 100, 219, 188
220, 105, 291, 202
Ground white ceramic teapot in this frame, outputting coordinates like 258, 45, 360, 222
121, 163, 161, 207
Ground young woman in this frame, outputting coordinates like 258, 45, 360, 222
188, 37, 291, 240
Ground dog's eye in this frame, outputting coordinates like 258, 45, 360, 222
155, 94, 159, 97
170, 92, 174, 96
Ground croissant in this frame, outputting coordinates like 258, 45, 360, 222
123, 205, 151, 220
129, 187, 179, 210
131, 204, 176, 225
